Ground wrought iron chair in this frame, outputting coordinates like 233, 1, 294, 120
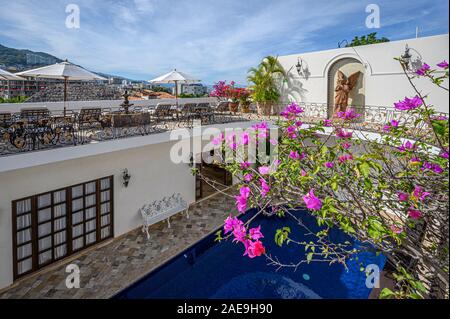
195, 103, 215, 125
179, 103, 198, 127
212, 101, 230, 123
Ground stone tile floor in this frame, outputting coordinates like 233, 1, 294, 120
0, 189, 237, 299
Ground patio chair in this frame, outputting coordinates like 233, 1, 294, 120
0, 112, 12, 128
212, 101, 230, 123
179, 103, 198, 127
195, 102, 215, 124
20, 107, 50, 123
152, 103, 176, 124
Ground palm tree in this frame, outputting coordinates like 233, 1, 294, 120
247, 56, 286, 115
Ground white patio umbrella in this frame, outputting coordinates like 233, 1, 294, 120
148, 69, 199, 107
0, 68, 24, 99
17, 60, 106, 115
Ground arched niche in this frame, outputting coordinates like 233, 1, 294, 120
327, 58, 365, 118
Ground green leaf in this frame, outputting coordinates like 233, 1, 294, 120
306, 252, 314, 263
359, 162, 371, 178
379, 288, 395, 299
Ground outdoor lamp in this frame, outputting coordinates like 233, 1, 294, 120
296, 58, 304, 76
122, 169, 131, 187
401, 44, 412, 70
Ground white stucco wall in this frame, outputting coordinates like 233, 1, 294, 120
278, 34, 449, 113
0, 121, 257, 290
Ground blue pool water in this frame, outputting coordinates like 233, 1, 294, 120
115, 209, 386, 299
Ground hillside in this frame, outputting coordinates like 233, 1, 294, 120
0, 43, 136, 82
0, 44, 62, 71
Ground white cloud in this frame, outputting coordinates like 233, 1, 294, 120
0, 0, 447, 83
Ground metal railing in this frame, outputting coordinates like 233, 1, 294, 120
1, 101, 447, 157
0, 103, 246, 157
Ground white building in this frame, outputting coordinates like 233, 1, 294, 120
173, 83, 208, 96
278, 34, 449, 114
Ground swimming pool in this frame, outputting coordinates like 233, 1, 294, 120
115, 209, 386, 299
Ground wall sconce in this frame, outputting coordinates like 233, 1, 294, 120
401, 44, 412, 70
296, 58, 304, 76
122, 169, 131, 187
188, 153, 194, 168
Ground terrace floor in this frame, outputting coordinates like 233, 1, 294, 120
0, 188, 237, 299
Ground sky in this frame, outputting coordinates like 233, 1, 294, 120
0, 0, 448, 84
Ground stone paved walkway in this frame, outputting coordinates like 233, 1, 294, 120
0, 189, 236, 299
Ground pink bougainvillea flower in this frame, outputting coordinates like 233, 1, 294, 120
391, 225, 404, 235
437, 60, 449, 69
212, 133, 224, 145
398, 141, 416, 152
240, 132, 250, 146
397, 192, 409, 202
260, 178, 270, 197
234, 186, 251, 212
410, 157, 421, 165
337, 108, 361, 120
338, 154, 353, 163
232, 225, 247, 242
431, 115, 448, 121
408, 207, 422, 220
269, 139, 278, 145
225, 133, 235, 144
303, 189, 322, 211
336, 129, 353, 139
289, 150, 304, 160
295, 121, 303, 127
413, 186, 430, 202
440, 151, 449, 159
258, 166, 271, 175
422, 162, 444, 174
415, 63, 431, 76
432, 164, 444, 174
325, 162, 334, 168
243, 173, 253, 182
286, 125, 298, 139
394, 96, 423, 111
244, 240, 266, 258
249, 226, 264, 241
301, 169, 307, 177
342, 141, 351, 149
280, 102, 304, 120
273, 159, 281, 168
383, 120, 400, 132
224, 215, 242, 234
323, 119, 333, 127
240, 161, 251, 169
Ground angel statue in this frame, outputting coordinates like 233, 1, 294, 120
333, 71, 361, 116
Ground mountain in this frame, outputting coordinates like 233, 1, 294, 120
0, 44, 62, 71
0, 43, 136, 82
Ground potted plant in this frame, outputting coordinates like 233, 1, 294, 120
237, 88, 252, 113
247, 56, 286, 115
226, 82, 241, 112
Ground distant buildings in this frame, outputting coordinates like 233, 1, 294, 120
173, 83, 208, 96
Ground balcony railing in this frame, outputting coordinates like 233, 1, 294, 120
0, 101, 448, 157
0, 102, 246, 157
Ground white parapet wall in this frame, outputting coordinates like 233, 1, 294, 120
278, 34, 449, 113
0, 97, 219, 113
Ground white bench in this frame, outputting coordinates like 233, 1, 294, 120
139, 193, 189, 239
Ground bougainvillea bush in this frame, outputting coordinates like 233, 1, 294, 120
206, 59, 449, 299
